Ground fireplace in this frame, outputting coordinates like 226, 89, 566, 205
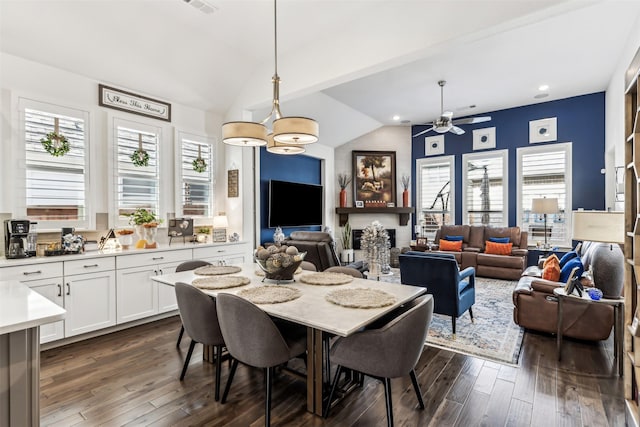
352, 229, 396, 250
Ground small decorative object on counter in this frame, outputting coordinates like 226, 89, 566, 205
587, 288, 603, 301
62, 233, 84, 254
143, 223, 159, 249
117, 229, 134, 249
229, 232, 240, 242
196, 227, 210, 243
273, 226, 285, 244
254, 244, 306, 282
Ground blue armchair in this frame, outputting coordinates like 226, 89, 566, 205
399, 251, 475, 338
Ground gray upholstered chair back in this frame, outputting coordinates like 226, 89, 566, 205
300, 261, 317, 271
330, 295, 433, 378
174, 282, 224, 346
176, 259, 211, 272
216, 293, 292, 368
323, 266, 363, 278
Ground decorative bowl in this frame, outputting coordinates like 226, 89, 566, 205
254, 250, 306, 282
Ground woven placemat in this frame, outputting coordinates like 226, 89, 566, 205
254, 267, 303, 277
300, 272, 353, 286
325, 288, 396, 308
237, 286, 301, 304
194, 265, 242, 276
192, 276, 251, 290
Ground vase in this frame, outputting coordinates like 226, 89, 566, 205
134, 225, 147, 249
339, 189, 347, 208
144, 226, 158, 249
341, 248, 354, 264
403, 189, 409, 207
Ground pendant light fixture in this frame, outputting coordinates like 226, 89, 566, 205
221, 0, 318, 152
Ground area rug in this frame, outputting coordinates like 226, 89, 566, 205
381, 273, 525, 365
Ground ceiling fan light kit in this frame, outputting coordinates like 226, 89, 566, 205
222, 0, 318, 153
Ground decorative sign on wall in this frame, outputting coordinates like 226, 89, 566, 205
227, 169, 239, 197
98, 84, 171, 122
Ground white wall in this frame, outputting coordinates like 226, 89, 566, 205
334, 126, 413, 254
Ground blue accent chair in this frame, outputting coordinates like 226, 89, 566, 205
399, 251, 475, 337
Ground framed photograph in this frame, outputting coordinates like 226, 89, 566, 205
425, 135, 445, 156
473, 127, 496, 150
355, 200, 364, 208
99, 84, 171, 122
529, 117, 557, 143
352, 150, 396, 206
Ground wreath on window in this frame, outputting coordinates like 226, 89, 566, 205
130, 149, 150, 167
192, 157, 207, 173
41, 132, 70, 157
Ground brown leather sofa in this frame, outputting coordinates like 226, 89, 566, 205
282, 231, 340, 271
431, 225, 528, 280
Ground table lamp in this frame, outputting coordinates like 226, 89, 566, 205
212, 213, 228, 242
531, 197, 558, 249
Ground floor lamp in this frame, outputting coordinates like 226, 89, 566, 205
531, 197, 558, 249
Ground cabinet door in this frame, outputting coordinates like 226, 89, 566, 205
116, 266, 159, 323
65, 271, 116, 337
26, 278, 65, 343
157, 262, 179, 313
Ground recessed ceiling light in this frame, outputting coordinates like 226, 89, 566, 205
538, 84, 549, 91
392, 115, 400, 121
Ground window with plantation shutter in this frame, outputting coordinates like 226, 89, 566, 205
177, 133, 214, 217
114, 119, 160, 224
517, 143, 572, 247
462, 150, 508, 227
20, 100, 90, 229
416, 156, 455, 239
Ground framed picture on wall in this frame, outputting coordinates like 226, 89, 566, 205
352, 150, 396, 206
529, 117, 557, 143
473, 127, 496, 150
425, 135, 445, 156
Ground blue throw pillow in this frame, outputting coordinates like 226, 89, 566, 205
559, 257, 584, 283
489, 237, 510, 243
559, 251, 578, 268
445, 235, 464, 241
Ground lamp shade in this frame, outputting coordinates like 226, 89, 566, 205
266, 133, 305, 155
222, 121, 268, 146
273, 117, 319, 144
531, 197, 558, 214
213, 215, 229, 229
572, 210, 624, 244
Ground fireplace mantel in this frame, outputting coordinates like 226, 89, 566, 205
335, 207, 415, 226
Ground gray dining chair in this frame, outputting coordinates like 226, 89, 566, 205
174, 282, 225, 401
323, 265, 363, 278
323, 295, 434, 427
175, 260, 211, 347
300, 260, 317, 271
216, 293, 307, 427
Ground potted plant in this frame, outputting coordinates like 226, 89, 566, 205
337, 173, 352, 208
340, 221, 354, 263
196, 226, 210, 243
128, 208, 162, 249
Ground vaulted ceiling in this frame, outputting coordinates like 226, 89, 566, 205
2, 0, 639, 147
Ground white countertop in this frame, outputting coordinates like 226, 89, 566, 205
0, 280, 66, 335
0, 240, 249, 268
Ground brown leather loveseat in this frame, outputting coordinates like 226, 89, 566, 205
281, 231, 340, 271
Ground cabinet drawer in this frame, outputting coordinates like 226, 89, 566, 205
193, 243, 249, 260
64, 257, 115, 276
116, 249, 192, 269
0, 262, 63, 282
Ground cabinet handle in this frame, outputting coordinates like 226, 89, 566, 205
159, 269, 164, 275
154, 269, 158, 275
66, 283, 70, 295
57, 284, 62, 297
152, 257, 164, 261
83, 264, 99, 268
216, 250, 226, 253
22, 270, 42, 276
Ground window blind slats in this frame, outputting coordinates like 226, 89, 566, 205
418, 160, 452, 238
464, 155, 506, 226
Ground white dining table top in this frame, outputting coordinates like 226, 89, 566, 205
152, 263, 427, 337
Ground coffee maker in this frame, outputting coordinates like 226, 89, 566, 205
4, 219, 31, 259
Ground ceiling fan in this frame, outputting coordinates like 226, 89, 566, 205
412, 80, 491, 138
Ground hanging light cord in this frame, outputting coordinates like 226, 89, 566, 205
262, 0, 283, 124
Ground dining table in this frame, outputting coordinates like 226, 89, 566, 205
151, 263, 427, 416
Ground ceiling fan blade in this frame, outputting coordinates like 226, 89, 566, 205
450, 126, 465, 135
412, 127, 435, 138
453, 115, 492, 125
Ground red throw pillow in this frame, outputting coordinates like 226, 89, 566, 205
543, 254, 560, 268
484, 241, 513, 255
542, 262, 561, 282
439, 239, 462, 252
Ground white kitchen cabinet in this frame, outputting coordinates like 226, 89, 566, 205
193, 242, 250, 265
64, 269, 116, 337
25, 277, 65, 343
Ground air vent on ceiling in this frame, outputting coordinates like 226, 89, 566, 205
182, 0, 217, 14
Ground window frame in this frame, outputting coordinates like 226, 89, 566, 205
461, 149, 509, 227
174, 130, 215, 218
416, 155, 456, 239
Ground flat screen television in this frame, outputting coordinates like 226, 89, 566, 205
269, 180, 323, 228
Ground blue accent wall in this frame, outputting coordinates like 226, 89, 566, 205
259, 149, 322, 244
411, 92, 606, 228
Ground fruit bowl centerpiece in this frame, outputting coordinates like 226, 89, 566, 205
254, 244, 306, 282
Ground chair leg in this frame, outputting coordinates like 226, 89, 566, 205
383, 377, 394, 427
451, 316, 457, 339
409, 369, 425, 409
214, 345, 222, 401
265, 367, 273, 427
176, 325, 185, 347
180, 339, 196, 380
323, 365, 343, 418
323, 332, 331, 386
221, 359, 238, 404
469, 306, 475, 323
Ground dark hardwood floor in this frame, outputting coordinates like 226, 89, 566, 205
40, 316, 624, 426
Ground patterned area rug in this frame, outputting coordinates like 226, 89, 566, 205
381, 272, 524, 365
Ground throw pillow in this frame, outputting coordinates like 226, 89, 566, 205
484, 241, 513, 255
543, 254, 560, 268
439, 239, 462, 252
445, 235, 464, 241
559, 257, 584, 283
559, 251, 578, 268
489, 237, 510, 243
542, 256, 561, 281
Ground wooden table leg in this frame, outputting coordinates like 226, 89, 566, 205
616, 303, 624, 377
556, 295, 563, 361
306, 327, 324, 415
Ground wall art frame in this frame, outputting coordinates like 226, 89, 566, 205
473, 127, 496, 150
227, 169, 239, 198
529, 117, 557, 143
99, 84, 171, 122
352, 150, 396, 206
425, 135, 445, 156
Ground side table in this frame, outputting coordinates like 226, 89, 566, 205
554, 287, 624, 376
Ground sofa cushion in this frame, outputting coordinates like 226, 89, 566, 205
489, 237, 510, 243
559, 257, 584, 283
559, 251, 578, 268
468, 226, 485, 249
477, 253, 524, 269
437, 225, 470, 242
439, 239, 462, 252
543, 254, 560, 268
445, 235, 464, 241
485, 241, 513, 255
542, 260, 560, 281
